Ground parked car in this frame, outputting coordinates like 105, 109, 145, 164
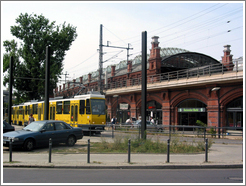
3, 121, 15, 133
132, 120, 163, 132
3, 120, 83, 151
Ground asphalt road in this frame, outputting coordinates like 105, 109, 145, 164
3, 168, 243, 183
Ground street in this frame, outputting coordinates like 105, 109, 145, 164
3, 168, 243, 183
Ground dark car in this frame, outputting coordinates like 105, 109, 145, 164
3, 121, 15, 133
3, 120, 83, 151
133, 120, 163, 132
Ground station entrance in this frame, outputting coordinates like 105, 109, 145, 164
178, 99, 207, 130
146, 101, 162, 125
226, 97, 243, 129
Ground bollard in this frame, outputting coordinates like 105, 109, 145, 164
204, 127, 206, 141
205, 138, 208, 162
49, 138, 52, 163
87, 139, 90, 163
90, 124, 91, 137
167, 139, 170, 163
9, 139, 12, 162
128, 139, 131, 163
112, 125, 114, 138
138, 125, 141, 140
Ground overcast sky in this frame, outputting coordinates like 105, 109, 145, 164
1, 1, 244, 88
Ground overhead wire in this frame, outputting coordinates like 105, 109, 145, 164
62, 3, 243, 83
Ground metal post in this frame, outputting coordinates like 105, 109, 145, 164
8, 56, 13, 124
141, 31, 147, 140
90, 124, 91, 137
49, 138, 52, 163
167, 139, 170, 163
138, 125, 141, 140
205, 138, 208, 162
218, 90, 221, 138
112, 124, 114, 138
98, 24, 103, 94
44, 46, 50, 120
87, 139, 90, 163
128, 139, 131, 163
9, 139, 12, 162
204, 127, 206, 141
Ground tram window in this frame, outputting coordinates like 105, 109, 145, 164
27, 106, 29, 115
41, 103, 43, 114
64, 101, 70, 114
79, 100, 85, 114
86, 99, 91, 114
91, 99, 105, 115
33, 104, 38, 114
56, 101, 62, 114
19, 106, 23, 115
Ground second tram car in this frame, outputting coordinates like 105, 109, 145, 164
11, 92, 106, 132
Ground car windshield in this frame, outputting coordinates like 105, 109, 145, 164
23, 121, 45, 132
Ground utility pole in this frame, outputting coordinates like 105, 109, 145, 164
98, 24, 133, 94
99, 24, 103, 94
61, 71, 69, 84
141, 31, 147, 140
44, 46, 50, 120
8, 56, 13, 125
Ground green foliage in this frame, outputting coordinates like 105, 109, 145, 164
196, 120, 207, 137
3, 13, 77, 103
90, 136, 213, 154
208, 127, 216, 137
196, 120, 207, 127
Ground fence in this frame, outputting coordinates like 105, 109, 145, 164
106, 62, 242, 90
6, 124, 243, 165
105, 123, 243, 140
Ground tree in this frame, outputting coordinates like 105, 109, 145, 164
3, 13, 77, 103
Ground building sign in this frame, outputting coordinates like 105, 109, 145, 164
120, 103, 129, 110
178, 108, 206, 112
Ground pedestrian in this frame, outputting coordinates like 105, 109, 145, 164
126, 117, 132, 125
150, 117, 154, 124
28, 113, 35, 125
111, 116, 116, 124
111, 116, 116, 129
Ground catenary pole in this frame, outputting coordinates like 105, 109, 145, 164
8, 56, 13, 125
141, 31, 147, 140
44, 46, 50, 120
99, 24, 103, 94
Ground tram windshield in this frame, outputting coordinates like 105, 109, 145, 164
91, 99, 105, 115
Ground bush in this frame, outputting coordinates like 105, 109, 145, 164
92, 136, 213, 153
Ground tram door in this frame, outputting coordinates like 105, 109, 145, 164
49, 106, 55, 120
70, 103, 78, 125
38, 107, 42, 121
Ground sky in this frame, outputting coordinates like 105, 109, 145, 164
1, 1, 244, 89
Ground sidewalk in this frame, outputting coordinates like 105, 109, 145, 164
3, 135, 244, 169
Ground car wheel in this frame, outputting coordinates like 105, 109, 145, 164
23, 139, 35, 151
66, 135, 76, 146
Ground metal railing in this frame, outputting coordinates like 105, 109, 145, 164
106, 62, 242, 90
105, 123, 243, 141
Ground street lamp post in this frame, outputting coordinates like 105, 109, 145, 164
113, 95, 119, 123
212, 87, 221, 138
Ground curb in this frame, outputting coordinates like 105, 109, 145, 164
3, 164, 243, 169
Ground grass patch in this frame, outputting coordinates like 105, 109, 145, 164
91, 135, 213, 154
3, 161, 21, 163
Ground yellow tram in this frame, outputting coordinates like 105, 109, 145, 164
11, 92, 106, 132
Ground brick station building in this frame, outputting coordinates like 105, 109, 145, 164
54, 36, 243, 131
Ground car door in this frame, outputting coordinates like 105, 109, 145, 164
54, 122, 72, 143
39, 122, 56, 146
